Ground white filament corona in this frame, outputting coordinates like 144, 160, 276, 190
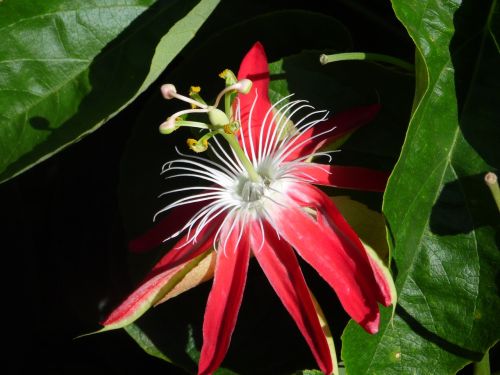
156, 93, 335, 253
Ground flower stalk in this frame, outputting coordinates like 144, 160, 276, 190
320, 52, 414, 72
484, 172, 500, 213
473, 351, 490, 375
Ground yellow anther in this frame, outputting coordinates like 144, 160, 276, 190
189, 85, 205, 109
219, 69, 230, 79
223, 124, 233, 134
187, 138, 208, 153
190, 86, 201, 94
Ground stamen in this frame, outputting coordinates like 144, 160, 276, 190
161, 83, 208, 109
160, 108, 212, 134
187, 138, 208, 153
219, 69, 237, 84
213, 80, 252, 109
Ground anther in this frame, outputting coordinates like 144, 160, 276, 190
190, 86, 201, 94
223, 122, 240, 134
189, 86, 205, 109
219, 69, 230, 79
219, 69, 237, 85
187, 138, 209, 153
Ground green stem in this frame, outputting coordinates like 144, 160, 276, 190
175, 120, 210, 129
320, 52, 414, 72
224, 90, 232, 119
198, 130, 219, 144
474, 351, 490, 375
221, 132, 260, 182
485, 172, 500, 213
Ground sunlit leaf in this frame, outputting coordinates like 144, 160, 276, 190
343, 0, 500, 373
0, 0, 220, 183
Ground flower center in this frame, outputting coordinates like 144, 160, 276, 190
236, 176, 266, 202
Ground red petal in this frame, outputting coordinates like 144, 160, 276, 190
129, 201, 205, 253
284, 104, 380, 161
198, 220, 251, 375
236, 42, 274, 160
288, 183, 394, 313
250, 220, 334, 374
270, 188, 381, 333
101, 222, 217, 330
293, 163, 389, 192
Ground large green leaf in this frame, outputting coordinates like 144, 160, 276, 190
0, 0, 220, 183
343, 0, 500, 373
343, 307, 467, 375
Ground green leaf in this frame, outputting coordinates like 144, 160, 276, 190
343, 307, 467, 375
125, 323, 173, 363
125, 322, 239, 374
0, 0, 220, 183
343, 0, 500, 373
